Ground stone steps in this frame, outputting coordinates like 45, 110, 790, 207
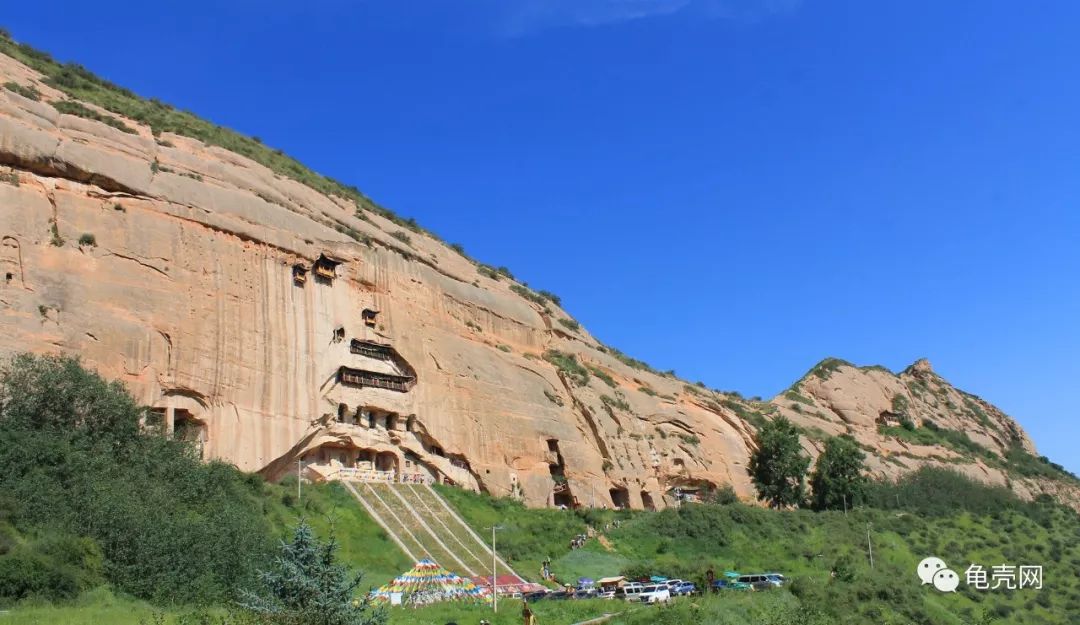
344, 482, 526, 583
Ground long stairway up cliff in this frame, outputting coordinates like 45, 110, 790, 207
344, 482, 527, 586
0, 33, 1076, 512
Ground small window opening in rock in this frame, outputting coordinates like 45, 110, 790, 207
337, 403, 348, 423
4, 272, 12, 283
333, 327, 345, 343
406, 415, 416, 432
547, 439, 559, 453
362, 308, 379, 328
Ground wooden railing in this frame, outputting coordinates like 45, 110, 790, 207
326, 467, 433, 485
338, 366, 416, 392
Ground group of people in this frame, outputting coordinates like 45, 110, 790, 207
568, 533, 588, 549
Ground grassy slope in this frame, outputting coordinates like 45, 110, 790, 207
261, 479, 412, 589
7, 476, 1079, 624
441, 488, 1080, 625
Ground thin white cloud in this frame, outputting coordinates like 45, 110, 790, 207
499, 0, 802, 36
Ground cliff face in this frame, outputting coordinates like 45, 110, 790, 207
0, 47, 1074, 510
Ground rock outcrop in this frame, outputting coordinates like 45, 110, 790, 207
0, 43, 1075, 510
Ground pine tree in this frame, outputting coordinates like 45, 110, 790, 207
238, 521, 386, 625
748, 416, 811, 508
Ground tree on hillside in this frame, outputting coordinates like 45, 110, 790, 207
748, 417, 810, 508
0, 354, 270, 604
809, 435, 868, 511
238, 521, 386, 625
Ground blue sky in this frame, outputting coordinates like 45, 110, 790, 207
5, 1, 1079, 471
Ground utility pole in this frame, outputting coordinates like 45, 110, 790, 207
866, 523, 874, 569
486, 525, 503, 612
297, 458, 302, 502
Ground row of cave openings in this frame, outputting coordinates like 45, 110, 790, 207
546, 438, 656, 510
336, 402, 415, 433
332, 401, 472, 473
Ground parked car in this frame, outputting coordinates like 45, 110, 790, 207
737, 574, 783, 590
663, 579, 684, 592
712, 579, 752, 591
616, 582, 645, 602
522, 590, 548, 602
638, 584, 672, 604
764, 573, 787, 587
597, 588, 617, 600
573, 588, 598, 599
673, 581, 697, 596
547, 591, 572, 601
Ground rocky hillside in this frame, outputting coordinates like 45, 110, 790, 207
0, 32, 1074, 510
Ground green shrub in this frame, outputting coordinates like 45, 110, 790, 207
52, 99, 137, 134
2, 80, 41, 101
77, 232, 96, 247
389, 230, 411, 245
0, 354, 272, 604
544, 350, 589, 386
601, 394, 631, 412
587, 366, 616, 388
537, 290, 562, 306
48, 220, 64, 246
558, 318, 580, 332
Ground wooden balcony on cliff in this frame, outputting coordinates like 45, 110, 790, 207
292, 264, 308, 285
338, 366, 416, 392
349, 339, 395, 360
313, 254, 342, 281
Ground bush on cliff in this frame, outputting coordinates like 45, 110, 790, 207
0, 354, 272, 605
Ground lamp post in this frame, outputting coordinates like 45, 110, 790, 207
866, 522, 874, 569
485, 525, 503, 612
297, 458, 302, 502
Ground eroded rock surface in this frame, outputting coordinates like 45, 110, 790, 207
0, 51, 1074, 510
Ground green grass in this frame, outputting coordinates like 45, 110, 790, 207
432, 485, 616, 587
261, 479, 412, 589
433, 469, 1080, 625
385, 597, 619, 625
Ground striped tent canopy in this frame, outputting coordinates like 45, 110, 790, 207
370, 559, 491, 607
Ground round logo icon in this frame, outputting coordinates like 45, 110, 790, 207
917, 557, 948, 585
932, 568, 960, 593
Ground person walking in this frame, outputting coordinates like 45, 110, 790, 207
522, 598, 536, 625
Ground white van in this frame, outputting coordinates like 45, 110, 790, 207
639, 584, 672, 603
616, 582, 645, 601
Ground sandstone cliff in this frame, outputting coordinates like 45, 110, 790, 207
0, 38, 1075, 510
